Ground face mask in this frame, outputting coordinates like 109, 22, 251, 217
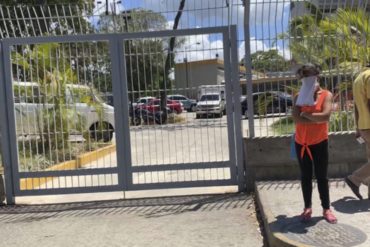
296, 76, 317, 106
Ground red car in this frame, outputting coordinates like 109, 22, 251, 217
138, 99, 183, 114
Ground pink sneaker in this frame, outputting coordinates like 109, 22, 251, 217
300, 208, 312, 222
323, 209, 337, 224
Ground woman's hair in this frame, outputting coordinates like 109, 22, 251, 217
296, 63, 321, 79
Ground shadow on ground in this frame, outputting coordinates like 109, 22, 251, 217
331, 196, 370, 214
0, 193, 253, 223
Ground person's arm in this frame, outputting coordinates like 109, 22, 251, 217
292, 95, 313, 123
354, 104, 361, 138
300, 92, 333, 123
367, 73, 370, 113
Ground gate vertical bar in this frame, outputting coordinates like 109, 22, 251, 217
223, 28, 238, 183
243, 0, 255, 138
116, 36, 133, 189
109, 35, 132, 191
229, 25, 245, 191
0, 41, 16, 204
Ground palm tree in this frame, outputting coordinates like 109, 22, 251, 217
284, 8, 370, 70
12, 43, 78, 163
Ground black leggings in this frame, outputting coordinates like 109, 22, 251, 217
295, 140, 330, 210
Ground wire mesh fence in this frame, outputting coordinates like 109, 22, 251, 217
9, 39, 119, 190
0, 1, 367, 136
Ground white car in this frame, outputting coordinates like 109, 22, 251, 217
14, 82, 115, 142
132, 96, 155, 107
196, 93, 225, 118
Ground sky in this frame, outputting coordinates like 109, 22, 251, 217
93, 0, 291, 62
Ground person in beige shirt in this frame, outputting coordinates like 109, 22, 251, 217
345, 67, 370, 200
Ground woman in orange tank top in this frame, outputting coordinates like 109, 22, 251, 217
293, 64, 337, 224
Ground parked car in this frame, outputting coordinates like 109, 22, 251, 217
241, 91, 293, 118
196, 93, 225, 118
14, 82, 115, 142
132, 96, 155, 107
137, 99, 183, 114
167, 94, 197, 112
130, 107, 168, 126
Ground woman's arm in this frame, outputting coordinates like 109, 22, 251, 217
292, 95, 313, 123
300, 92, 333, 122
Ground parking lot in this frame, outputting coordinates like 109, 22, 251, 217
128, 112, 277, 166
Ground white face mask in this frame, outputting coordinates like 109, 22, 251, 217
296, 76, 317, 106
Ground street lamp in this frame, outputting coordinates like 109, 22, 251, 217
96, 0, 122, 15
182, 42, 201, 90
184, 57, 189, 89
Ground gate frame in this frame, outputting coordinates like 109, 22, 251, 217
0, 26, 244, 203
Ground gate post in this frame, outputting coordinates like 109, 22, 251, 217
0, 41, 15, 204
109, 36, 132, 191
229, 25, 245, 191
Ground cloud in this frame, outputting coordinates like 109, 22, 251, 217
93, 0, 291, 61
239, 39, 291, 60
249, 0, 289, 25
136, 0, 289, 29
174, 34, 224, 63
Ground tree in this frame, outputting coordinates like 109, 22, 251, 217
249, 50, 289, 73
161, 0, 186, 114
12, 43, 83, 163
0, 0, 94, 38
282, 7, 370, 69
95, 9, 169, 100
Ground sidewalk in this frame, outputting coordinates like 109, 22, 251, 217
0, 193, 264, 247
256, 179, 370, 247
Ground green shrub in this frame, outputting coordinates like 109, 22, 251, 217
329, 111, 355, 132
271, 111, 355, 136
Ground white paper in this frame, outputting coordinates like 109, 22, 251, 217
296, 76, 317, 106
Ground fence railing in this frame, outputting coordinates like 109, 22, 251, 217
0, 0, 367, 140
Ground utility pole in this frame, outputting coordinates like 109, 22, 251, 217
184, 57, 189, 89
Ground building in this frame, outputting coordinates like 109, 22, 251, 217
174, 58, 260, 99
291, 0, 370, 18
174, 59, 226, 90
174, 58, 273, 98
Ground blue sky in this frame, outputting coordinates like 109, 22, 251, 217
93, 0, 291, 61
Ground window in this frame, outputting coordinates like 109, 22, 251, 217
13, 84, 42, 103
200, 94, 219, 101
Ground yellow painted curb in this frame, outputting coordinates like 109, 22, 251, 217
77, 144, 116, 167
20, 144, 116, 190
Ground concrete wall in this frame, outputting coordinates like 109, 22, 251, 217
244, 132, 367, 191
174, 59, 224, 94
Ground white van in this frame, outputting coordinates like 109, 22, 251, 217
13, 82, 115, 142
195, 93, 225, 118
197, 85, 225, 101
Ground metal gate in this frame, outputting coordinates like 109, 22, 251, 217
0, 26, 243, 204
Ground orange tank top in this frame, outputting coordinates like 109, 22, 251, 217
295, 90, 330, 160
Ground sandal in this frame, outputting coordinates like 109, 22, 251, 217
323, 209, 337, 224
300, 208, 312, 222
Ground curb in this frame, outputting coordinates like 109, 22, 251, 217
20, 144, 116, 190
255, 182, 311, 247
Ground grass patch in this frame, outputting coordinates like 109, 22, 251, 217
270, 116, 295, 135
18, 140, 111, 172
167, 114, 186, 124
271, 111, 355, 135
